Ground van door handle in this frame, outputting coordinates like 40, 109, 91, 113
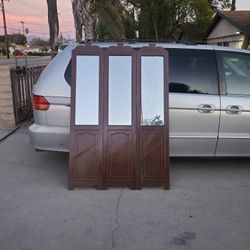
225, 105, 243, 115
198, 104, 216, 113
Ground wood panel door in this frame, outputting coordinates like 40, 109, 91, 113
103, 45, 137, 188
136, 46, 170, 189
69, 44, 104, 189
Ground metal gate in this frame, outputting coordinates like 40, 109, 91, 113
10, 65, 46, 124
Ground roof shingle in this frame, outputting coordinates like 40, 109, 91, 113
220, 11, 250, 34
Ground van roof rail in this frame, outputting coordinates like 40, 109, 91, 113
79, 39, 197, 46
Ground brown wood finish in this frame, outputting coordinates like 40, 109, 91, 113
103, 44, 137, 188
136, 45, 170, 189
69, 44, 104, 189
69, 43, 170, 189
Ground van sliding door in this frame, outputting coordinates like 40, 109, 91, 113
168, 49, 220, 157
216, 51, 250, 156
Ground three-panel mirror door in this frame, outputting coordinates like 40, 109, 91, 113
69, 44, 169, 189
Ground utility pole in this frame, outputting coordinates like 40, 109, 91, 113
1, 0, 9, 59
20, 21, 25, 35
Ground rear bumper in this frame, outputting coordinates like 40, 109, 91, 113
29, 124, 70, 152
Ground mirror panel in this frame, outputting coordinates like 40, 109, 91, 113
75, 55, 99, 125
141, 56, 164, 126
108, 56, 132, 125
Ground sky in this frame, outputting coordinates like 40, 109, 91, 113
1, 0, 250, 41
0, 0, 74, 39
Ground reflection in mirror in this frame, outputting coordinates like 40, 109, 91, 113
141, 56, 164, 126
75, 55, 99, 125
109, 56, 132, 125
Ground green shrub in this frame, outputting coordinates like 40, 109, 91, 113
27, 52, 51, 56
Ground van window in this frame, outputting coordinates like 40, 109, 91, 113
169, 49, 219, 95
64, 60, 71, 85
221, 52, 250, 95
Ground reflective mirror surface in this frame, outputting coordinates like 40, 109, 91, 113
108, 56, 132, 125
141, 56, 164, 126
75, 56, 99, 125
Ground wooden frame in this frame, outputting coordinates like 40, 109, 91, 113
69, 43, 170, 190
69, 44, 104, 189
136, 45, 170, 189
103, 44, 137, 188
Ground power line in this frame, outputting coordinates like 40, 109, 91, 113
7, 0, 45, 11
5, 10, 47, 17
0, 2, 75, 40
5, 6, 73, 17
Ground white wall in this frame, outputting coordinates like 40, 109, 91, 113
208, 19, 241, 38
207, 18, 245, 48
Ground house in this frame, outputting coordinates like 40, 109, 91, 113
206, 11, 250, 49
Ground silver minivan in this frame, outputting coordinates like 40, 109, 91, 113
29, 42, 250, 157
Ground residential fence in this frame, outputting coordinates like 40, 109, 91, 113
10, 66, 46, 125
0, 65, 46, 128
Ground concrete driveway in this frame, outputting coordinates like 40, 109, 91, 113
0, 124, 250, 250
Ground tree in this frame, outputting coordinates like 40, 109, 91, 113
124, 0, 232, 41
242, 36, 250, 49
123, 0, 197, 40
10, 33, 27, 45
181, 0, 214, 42
208, 0, 232, 11
30, 38, 50, 47
95, 0, 126, 39
0, 34, 26, 45
71, 0, 128, 41
186, 0, 232, 42
71, 0, 84, 42
231, 0, 236, 11
72, 0, 95, 41
46, 0, 59, 56
71, 0, 232, 42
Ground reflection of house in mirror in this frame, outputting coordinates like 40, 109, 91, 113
142, 115, 163, 126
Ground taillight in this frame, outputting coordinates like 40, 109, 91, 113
32, 95, 50, 110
